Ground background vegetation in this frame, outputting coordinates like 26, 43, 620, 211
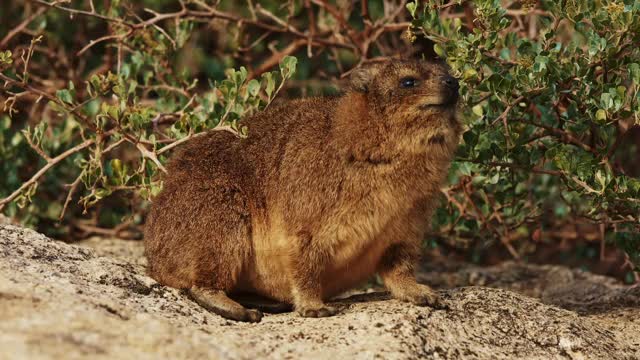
1, 0, 639, 281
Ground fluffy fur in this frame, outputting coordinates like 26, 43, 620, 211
144, 58, 462, 322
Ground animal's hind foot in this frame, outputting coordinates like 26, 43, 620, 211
189, 286, 263, 322
297, 305, 338, 318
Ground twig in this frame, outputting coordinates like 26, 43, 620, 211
0, 7, 47, 48
0, 72, 95, 130
77, 32, 131, 56
0, 135, 109, 211
23, 131, 52, 162
73, 219, 140, 239
461, 178, 520, 259
157, 122, 240, 156
134, 141, 167, 173
524, 119, 598, 156
475, 161, 563, 177
491, 95, 523, 133
157, 131, 205, 155
59, 170, 85, 220
250, 38, 307, 78
29, 0, 135, 27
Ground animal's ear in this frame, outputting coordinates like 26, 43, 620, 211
408, 36, 438, 60
349, 63, 382, 93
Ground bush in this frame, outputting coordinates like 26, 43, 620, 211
411, 0, 640, 272
0, 1, 638, 274
0, 0, 298, 238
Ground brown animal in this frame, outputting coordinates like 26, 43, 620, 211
144, 58, 461, 322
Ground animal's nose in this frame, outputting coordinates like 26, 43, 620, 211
443, 76, 459, 90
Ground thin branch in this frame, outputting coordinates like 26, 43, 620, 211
29, 0, 134, 27
0, 135, 108, 211
0, 7, 47, 48
524, 119, 598, 156
131, 141, 167, 173
59, 170, 85, 220
0, 72, 95, 130
474, 161, 563, 177
157, 132, 205, 155
77, 32, 131, 56
250, 38, 307, 78
23, 132, 52, 162
461, 178, 520, 259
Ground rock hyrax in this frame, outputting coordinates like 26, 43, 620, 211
144, 58, 461, 322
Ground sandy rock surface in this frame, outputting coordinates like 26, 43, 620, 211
1, 224, 638, 359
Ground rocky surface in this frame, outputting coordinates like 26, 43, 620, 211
1, 224, 638, 359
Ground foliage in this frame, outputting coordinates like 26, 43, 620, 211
411, 0, 640, 271
0, 0, 297, 237
0, 1, 638, 275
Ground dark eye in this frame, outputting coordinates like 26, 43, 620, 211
399, 77, 418, 88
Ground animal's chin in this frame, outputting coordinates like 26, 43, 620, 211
418, 103, 456, 110
419, 93, 459, 110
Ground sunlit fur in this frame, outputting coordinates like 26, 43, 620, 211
144, 58, 462, 322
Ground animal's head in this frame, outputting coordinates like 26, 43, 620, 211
349, 58, 462, 156
350, 58, 459, 110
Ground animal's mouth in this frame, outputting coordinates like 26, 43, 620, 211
418, 90, 459, 110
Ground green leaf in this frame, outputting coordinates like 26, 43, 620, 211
0, 50, 13, 65
247, 79, 260, 97
463, 68, 478, 80
600, 93, 613, 110
55, 89, 73, 105
629, 63, 640, 82
262, 72, 275, 99
406, 1, 418, 18
472, 104, 484, 117
279, 56, 298, 78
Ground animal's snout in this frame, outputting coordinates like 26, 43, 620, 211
442, 75, 459, 91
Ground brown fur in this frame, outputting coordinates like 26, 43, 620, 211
144, 58, 462, 322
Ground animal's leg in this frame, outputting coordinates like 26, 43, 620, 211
288, 231, 338, 318
378, 242, 444, 308
189, 287, 263, 322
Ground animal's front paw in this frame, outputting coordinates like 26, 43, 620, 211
394, 284, 446, 309
297, 305, 338, 318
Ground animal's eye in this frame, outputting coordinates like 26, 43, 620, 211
399, 77, 418, 88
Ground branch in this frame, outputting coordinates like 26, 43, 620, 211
460, 178, 520, 259
474, 161, 563, 177
0, 72, 95, 130
23, 132, 52, 162
134, 141, 167, 174
0, 135, 108, 212
157, 132, 205, 155
59, 170, 85, 220
29, 0, 134, 27
526, 119, 598, 156
0, 7, 47, 49
250, 38, 307, 79
77, 32, 132, 56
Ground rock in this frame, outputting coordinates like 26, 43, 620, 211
0, 224, 638, 359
